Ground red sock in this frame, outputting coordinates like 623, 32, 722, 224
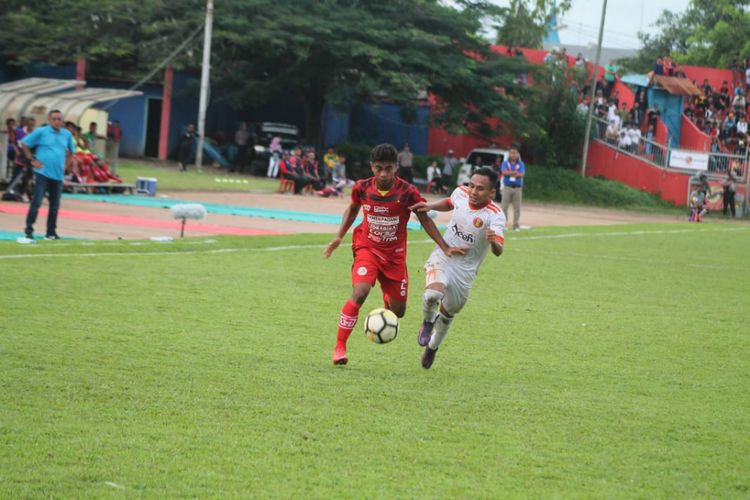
337, 300, 361, 345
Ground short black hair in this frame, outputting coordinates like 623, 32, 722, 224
370, 143, 398, 163
48, 109, 62, 117
473, 166, 498, 186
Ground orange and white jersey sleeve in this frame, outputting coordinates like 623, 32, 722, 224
488, 204, 506, 247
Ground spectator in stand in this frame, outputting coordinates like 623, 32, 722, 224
736, 114, 748, 136
647, 104, 661, 130
732, 91, 746, 114
745, 63, 750, 90
397, 143, 414, 184
663, 56, 675, 76
649, 58, 664, 85
722, 112, 736, 140
719, 81, 731, 111
645, 125, 655, 156
177, 123, 197, 171
617, 129, 632, 151
628, 124, 642, 153
732, 52, 742, 88
442, 149, 459, 190
576, 99, 589, 116
618, 102, 629, 125
603, 60, 618, 98
700, 78, 713, 95
674, 65, 687, 78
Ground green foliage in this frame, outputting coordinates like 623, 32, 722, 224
1, 1, 537, 148
0, 0, 204, 80
524, 164, 679, 211
494, 0, 572, 49
412, 154, 444, 178
620, 0, 750, 73
523, 66, 586, 169
1, 226, 749, 496
334, 142, 373, 180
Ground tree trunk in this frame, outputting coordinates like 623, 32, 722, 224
302, 91, 326, 153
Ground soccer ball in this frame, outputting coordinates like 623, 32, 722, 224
364, 308, 399, 344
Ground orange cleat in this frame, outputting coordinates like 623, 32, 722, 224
332, 344, 348, 365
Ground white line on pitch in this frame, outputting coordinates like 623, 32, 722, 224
0, 226, 746, 260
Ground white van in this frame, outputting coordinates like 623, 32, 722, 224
456, 147, 509, 186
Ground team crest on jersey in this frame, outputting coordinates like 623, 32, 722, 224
357, 266, 368, 276
473, 217, 484, 228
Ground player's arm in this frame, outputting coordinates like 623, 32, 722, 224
415, 210, 466, 257
487, 228, 503, 256
409, 197, 453, 213
323, 201, 361, 258
21, 142, 41, 169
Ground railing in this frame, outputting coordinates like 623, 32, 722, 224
592, 117, 668, 168
591, 117, 748, 183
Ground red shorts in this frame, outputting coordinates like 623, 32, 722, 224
351, 247, 408, 301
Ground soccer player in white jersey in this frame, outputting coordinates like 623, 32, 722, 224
409, 167, 506, 369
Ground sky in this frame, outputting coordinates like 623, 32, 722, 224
556, 0, 692, 49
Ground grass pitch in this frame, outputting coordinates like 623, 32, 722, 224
1, 224, 749, 497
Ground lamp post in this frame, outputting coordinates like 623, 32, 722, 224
580, 0, 608, 178
195, 0, 214, 173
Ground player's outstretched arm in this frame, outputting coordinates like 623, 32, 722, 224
487, 229, 503, 256
324, 202, 360, 258
415, 210, 466, 257
409, 198, 453, 213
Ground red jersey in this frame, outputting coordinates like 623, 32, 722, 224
351, 177, 424, 259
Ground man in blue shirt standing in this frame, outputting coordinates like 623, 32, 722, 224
500, 146, 525, 231
21, 110, 76, 240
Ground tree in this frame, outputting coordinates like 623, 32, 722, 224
523, 64, 586, 169
0, 0, 204, 80
494, 0, 571, 49
211, 0, 535, 147
619, 0, 750, 73
1, 0, 537, 149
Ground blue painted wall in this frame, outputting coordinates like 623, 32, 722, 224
348, 103, 430, 154
647, 88, 683, 147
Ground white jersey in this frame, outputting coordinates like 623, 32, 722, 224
428, 186, 506, 280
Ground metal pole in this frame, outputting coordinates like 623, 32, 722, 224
580, 0, 608, 177
195, 0, 214, 173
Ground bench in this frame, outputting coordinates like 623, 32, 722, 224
65, 182, 135, 194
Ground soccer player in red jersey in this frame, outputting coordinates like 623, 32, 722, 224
323, 144, 466, 365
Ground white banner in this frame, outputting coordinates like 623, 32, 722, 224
669, 149, 709, 171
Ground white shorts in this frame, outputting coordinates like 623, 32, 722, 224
424, 250, 475, 316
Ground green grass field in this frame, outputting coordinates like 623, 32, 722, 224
2, 224, 749, 497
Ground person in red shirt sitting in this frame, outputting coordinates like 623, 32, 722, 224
323, 143, 466, 365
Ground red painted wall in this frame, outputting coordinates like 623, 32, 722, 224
680, 114, 710, 151
427, 127, 513, 157
682, 65, 735, 93
586, 141, 690, 206
654, 118, 670, 145
612, 80, 635, 109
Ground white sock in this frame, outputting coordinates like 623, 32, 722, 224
428, 312, 453, 350
422, 289, 444, 323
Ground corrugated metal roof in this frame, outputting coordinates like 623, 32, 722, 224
653, 75, 704, 96
0, 78, 142, 122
